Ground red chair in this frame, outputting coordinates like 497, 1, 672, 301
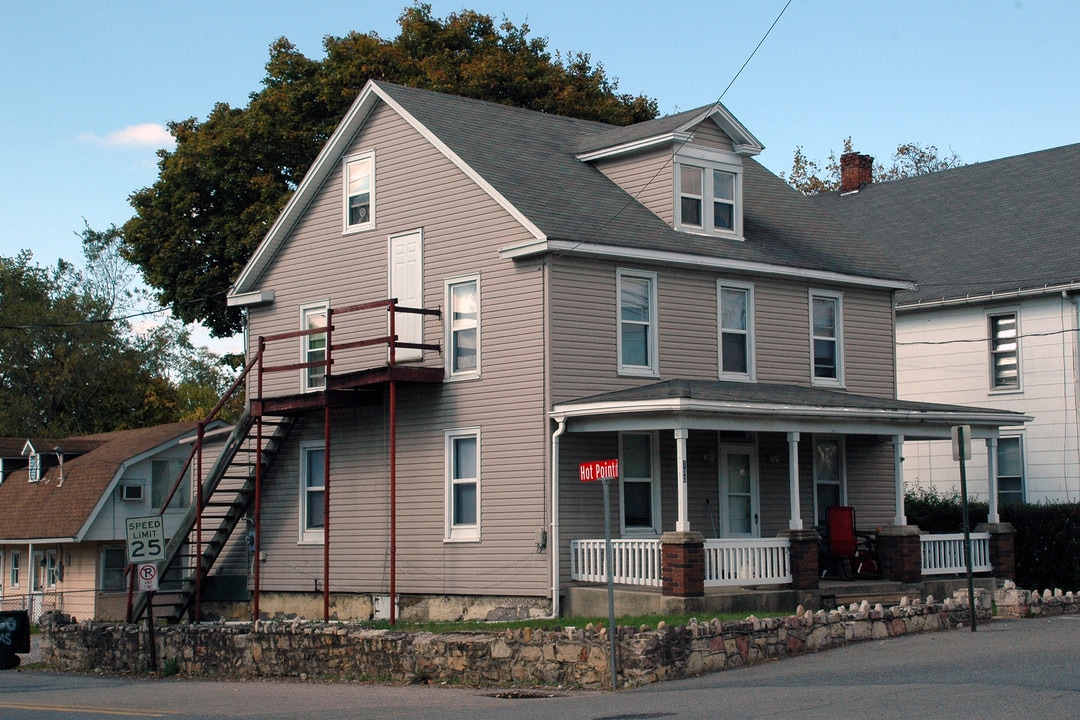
826, 506, 858, 578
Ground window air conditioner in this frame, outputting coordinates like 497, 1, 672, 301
121, 484, 144, 501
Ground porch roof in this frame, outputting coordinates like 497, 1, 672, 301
550, 380, 1030, 439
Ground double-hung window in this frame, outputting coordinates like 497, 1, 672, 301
152, 458, 189, 510
299, 442, 325, 544
620, 432, 660, 534
674, 148, 743, 237
101, 547, 125, 592
342, 152, 374, 231
446, 429, 480, 541
46, 550, 58, 588
10, 551, 19, 587
301, 303, 328, 391
617, 269, 659, 376
446, 276, 479, 379
989, 311, 1020, 390
718, 282, 754, 379
997, 436, 1025, 504
813, 436, 844, 526
810, 291, 843, 385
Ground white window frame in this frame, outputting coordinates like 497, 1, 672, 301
342, 151, 375, 233
718, 280, 755, 380
299, 441, 326, 545
300, 301, 329, 392
812, 435, 846, 526
445, 429, 481, 542
988, 309, 1022, 392
619, 432, 661, 536
46, 549, 58, 588
445, 275, 480, 380
997, 435, 1026, 505
9, 551, 19, 588
673, 146, 744, 238
809, 290, 844, 386
101, 546, 126, 593
617, 268, 659, 377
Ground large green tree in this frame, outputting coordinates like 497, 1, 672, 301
0, 227, 238, 436
782, 137, 964, 195
123, 3, 659, 337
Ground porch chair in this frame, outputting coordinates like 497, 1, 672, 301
823, 505, 879, 579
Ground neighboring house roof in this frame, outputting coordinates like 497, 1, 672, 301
0, 422, 200, 542
552, 380, 1030, 438
233, 81, 910, 297
812, 143, 1080, 308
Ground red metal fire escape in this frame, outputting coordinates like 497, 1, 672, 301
128, 299, 441, 625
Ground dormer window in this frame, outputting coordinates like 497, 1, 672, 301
343, 152, 374, 232
674, 147, 743, 237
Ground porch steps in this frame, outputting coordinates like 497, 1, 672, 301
131, 411, 297, 623
820, 581, 921, 610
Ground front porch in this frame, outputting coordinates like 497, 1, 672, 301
565, 532, 1003, 617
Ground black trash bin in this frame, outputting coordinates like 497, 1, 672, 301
0, 610, 31, 670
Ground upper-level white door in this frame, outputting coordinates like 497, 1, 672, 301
389, 230, 423, 362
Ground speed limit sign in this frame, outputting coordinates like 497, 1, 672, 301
126, 515, 165, 564
138, 563, 159, 592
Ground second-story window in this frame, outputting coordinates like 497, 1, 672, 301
617, 269, 659, 376
343, 152, 374, 231
718, 282, 754, 379
989, 311, 1020, 390
446, 276, 479, 379
810, 291, 843, 385
301, 303, 328, 391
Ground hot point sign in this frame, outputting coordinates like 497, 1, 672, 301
579, 459, 619, 482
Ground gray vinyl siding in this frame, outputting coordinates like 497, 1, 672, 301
844, 436, 897, 530
841, 287, 897, 398
687, 121, 735, 152
248, 99, 551, 598
592, 147, 674, 225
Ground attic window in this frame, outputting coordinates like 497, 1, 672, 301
343, 152, 375, 231
674, 149, 743, 237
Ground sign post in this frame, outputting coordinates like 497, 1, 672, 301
126, 516, 164, 671
581, 459, 619, 690
952, 426, 977, 632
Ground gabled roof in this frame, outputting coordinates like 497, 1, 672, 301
812, 143, 1080, 307
232, 81, 910, 297
0, 422, 201, 542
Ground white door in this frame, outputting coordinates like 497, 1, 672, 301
720, 447, 760, 537
30, 550, 44, 621
389, 230, 423, 362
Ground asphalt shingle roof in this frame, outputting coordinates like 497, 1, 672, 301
811, 143, 1080, 305
0, 422, 199, 541
375, 82, 908, 283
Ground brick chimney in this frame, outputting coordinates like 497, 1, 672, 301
840, 152, 874, 193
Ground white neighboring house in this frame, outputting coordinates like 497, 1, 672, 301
816, 145, 1080, 505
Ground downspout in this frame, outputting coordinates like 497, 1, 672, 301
550, 417, 567, 618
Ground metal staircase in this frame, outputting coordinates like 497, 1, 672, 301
131, 409, 296, 623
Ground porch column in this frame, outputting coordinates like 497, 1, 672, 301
660, 531, 705, 612
876, 525, 922, 583
675, 428, 690, 532
893, 435, 906, 526
986, 437, 1000, 523
787, 432, 802, 530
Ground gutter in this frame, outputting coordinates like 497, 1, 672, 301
898, 281, 1080, 312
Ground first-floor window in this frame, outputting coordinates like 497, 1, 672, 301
813, 436, 844, 525
10, 551, 19, 587
46, 549, 58, 588
101, 547, 126, 592
620, 433, 659, 534
446, 429, 480, 541
300, 443, 325, 543
997, 436, 1025, 504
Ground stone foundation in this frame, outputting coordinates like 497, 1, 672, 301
42, 591, 1005, 689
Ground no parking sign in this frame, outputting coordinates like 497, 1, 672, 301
138, 563, 159, 592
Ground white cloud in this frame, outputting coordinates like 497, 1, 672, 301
79, 123, 175, 149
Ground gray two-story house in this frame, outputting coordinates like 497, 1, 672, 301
161, 81, 1028, 623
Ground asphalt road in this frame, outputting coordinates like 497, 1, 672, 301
4, 616, 1078, 719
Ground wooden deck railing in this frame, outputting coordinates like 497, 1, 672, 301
920, 532, 992, 575
704, 538, 792, 586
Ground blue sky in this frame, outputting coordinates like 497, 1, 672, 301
3, 1, 1078, 348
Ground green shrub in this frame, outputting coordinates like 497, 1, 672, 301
905, 485, 1080, 590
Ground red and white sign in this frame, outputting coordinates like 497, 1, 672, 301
138, 563, 159, 592
579, 459, 619, 482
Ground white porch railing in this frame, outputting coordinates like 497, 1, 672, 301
704, 538, 792, 587
920, 532, 992, 575
569, 539, 662, 587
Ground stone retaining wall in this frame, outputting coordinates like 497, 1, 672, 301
40, 589, 1015, 689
